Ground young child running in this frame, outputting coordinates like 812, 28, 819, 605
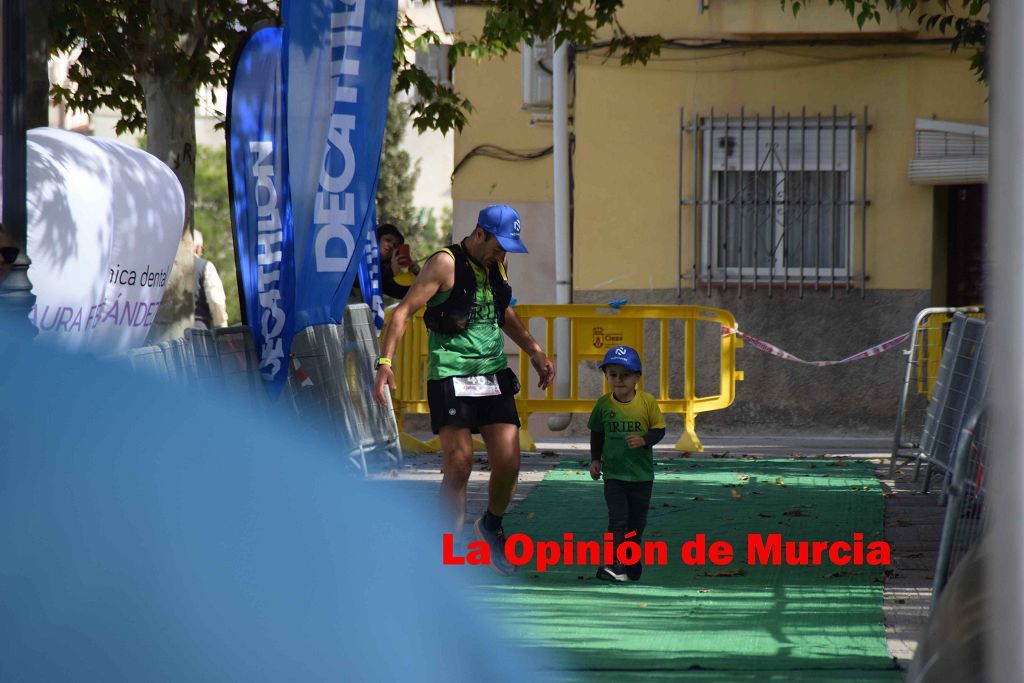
588, 345, 666, 582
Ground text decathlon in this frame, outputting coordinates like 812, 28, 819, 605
313, 0, 366, 273
250, 140, 286, 380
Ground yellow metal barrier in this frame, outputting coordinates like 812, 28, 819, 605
386, 304, 743, 454
916, 308, 985, 400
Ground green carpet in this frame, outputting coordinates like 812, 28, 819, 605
474, 459, 900, 680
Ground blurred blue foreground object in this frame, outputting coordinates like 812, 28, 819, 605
0, 324, 554, 682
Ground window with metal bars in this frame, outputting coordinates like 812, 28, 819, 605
682, 108, 869, 295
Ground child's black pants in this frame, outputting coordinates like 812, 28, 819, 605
603, 478, 653, 564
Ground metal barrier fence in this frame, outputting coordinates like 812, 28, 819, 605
916, 315, 989, 494
282, 308, 402, 475
126, 343, 171, 378
390, 303, 743, 453
123, 305, 400, 475
889, 307, 984, 477
160, 337, 196, 386
931, 404, 988, 608
186, 326, 264, 407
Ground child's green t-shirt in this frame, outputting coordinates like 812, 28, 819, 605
587, 390, 666, 482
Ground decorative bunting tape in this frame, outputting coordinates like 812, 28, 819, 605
721, 326, 910, 367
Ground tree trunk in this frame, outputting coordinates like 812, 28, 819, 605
140, 75, 197, 343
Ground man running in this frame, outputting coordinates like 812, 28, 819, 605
373, 205, 555, 574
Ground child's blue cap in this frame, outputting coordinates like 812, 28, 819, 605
599, 345, 642, 374
477, 205, 528, 254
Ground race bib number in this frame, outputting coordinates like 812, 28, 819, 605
452, 374, 502, 397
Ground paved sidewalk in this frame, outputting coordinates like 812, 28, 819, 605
380, 434, 939, 680
875, 459, 944, 674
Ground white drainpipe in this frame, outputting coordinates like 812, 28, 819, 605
547, 39, 572, 431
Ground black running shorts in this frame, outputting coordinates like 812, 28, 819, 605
427, 367, 521, 434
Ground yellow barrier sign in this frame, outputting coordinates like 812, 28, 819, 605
576, 319, 644, 360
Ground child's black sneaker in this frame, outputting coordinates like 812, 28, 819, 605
596, 564, 629, 582
473, 517, 515, 575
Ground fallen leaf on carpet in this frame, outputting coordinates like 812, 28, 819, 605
701, 569, 746, 577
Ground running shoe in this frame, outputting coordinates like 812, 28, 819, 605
596, 564, 629, 582
626, 561, 643, 582
473, 517, 516, 575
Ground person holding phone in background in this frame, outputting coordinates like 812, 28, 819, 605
377, 223, 420, 300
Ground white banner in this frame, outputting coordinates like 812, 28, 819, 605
2, 128, 184, 353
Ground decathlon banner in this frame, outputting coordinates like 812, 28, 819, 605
284, 0, 397, 331
356, 211, 386, 331
227, 25, 296, 399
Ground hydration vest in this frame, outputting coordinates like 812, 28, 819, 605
423, 241, 512, 335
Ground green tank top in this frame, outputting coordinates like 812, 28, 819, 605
426, 253, 508, 380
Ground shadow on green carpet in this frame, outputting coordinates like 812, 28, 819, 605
471, 459, 900, 680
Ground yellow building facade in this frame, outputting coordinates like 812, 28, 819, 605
448, 1, 987, 431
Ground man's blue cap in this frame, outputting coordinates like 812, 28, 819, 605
477, 204, 528, 254
600, 345, 642, 374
